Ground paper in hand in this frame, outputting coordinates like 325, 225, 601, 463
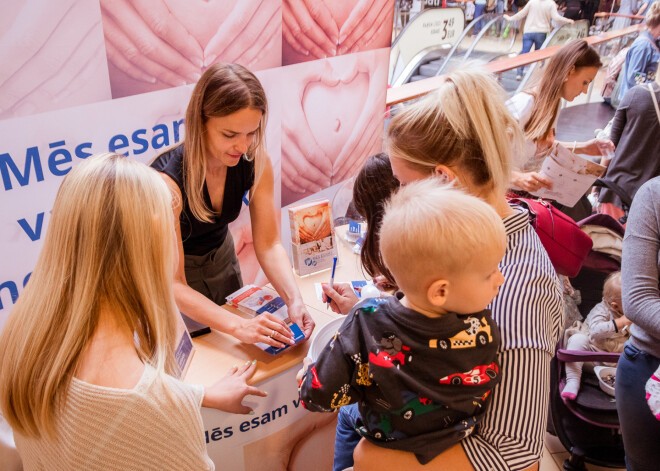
532, 144, 606, 206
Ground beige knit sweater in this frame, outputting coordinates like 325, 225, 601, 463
15, 366, 214, 470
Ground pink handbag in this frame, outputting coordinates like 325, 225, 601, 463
509, 198, 593, 277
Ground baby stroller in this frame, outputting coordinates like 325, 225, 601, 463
549, 213, 626, 470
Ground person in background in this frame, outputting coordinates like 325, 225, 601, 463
0, 154, 266, 470
474, 0, 495, 34
507, 40, 610, 200
324, 66, 563, 471
618, 176, 660, 469
599, 63, 660, 221
151, 63, 314, 349
504, 0, 574, 80
561, 272, 631, 400
560, 0, 583, 20
616, 3, 660, 103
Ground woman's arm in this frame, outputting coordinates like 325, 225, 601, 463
550, 2, 574, 24
622, 182, 660, 334
160, 174, 295, 348
249, 157, 315, 338
510, 170, 553, 192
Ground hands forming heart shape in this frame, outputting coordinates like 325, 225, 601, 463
282, 0, 394, 65
281, 49, 389, 206
101, 0, 281, 97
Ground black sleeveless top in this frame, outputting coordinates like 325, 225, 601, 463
151, 144, 255, 256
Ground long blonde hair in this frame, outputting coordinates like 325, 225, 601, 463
0, 153, 180, 438
524, 40, 601, 142
183, 62, 268, 223
387, 66, 521, 197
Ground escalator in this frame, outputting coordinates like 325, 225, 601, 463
392, 10, 591, 95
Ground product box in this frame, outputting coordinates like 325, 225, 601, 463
226, 284, 279, 317
288, 199, 338, 276
226, 285, 306, 355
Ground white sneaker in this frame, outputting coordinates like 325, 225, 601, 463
516, 74, 522, 81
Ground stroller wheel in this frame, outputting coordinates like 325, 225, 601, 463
563, 449, 587, 471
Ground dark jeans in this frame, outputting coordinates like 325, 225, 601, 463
333, 404, 361, 471
616, 343, 660, 471
518, 32, 547, 76
473, 3, 486, 34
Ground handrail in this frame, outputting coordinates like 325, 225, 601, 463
386, 23, 644, 106
434, 13, 498, 77
594, 12, 645, 20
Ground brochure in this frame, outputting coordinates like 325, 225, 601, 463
533, 144, 606, 207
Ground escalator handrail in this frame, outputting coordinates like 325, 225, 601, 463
435, 12, 498, 76
460, 14, 506, 64
391, 47, 452, 87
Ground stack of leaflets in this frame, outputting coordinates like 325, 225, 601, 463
226, 285, 305, 355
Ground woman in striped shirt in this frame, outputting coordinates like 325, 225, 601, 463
324, 67, 563, 471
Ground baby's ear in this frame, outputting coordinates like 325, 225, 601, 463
427, 279, 449, 308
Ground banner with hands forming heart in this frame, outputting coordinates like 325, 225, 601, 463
101, 0, 282, 98
283, 0, 394, 65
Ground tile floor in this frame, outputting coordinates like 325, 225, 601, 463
540, 432, 625, 471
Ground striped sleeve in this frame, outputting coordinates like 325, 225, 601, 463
462, 206, 563, 470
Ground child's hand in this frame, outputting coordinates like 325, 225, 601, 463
202, 361, 267, 414
296, 357, 313, 384
615, 315, 633, 331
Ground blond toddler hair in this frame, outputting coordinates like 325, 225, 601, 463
379, 179, 506, 295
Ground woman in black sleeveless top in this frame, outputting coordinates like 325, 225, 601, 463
151, 63, 314, 348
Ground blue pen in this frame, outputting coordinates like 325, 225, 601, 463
327, 256, 338, 310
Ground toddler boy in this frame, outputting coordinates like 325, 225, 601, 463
298, 180, 506, 465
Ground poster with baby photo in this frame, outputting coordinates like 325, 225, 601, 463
280, 47, 389, 206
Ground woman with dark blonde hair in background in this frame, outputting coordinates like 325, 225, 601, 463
325, 67, 563, 471
507, 39, 612, 200
151, 62, 314, 348
0, 154, 266, 470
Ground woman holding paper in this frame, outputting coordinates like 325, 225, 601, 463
151, 63, 314, 349
0, 154, 266, 470
507, 40, 613, 194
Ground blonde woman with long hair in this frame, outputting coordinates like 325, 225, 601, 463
507, 39, 612, 195
151, 63, 314, 348
0, 154, 266, 470
326, 67, 563, 471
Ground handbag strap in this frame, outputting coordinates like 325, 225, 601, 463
648, 83, 660, 127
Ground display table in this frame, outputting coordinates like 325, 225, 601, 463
185, 226, 362, 470
276, 225, 367, 313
